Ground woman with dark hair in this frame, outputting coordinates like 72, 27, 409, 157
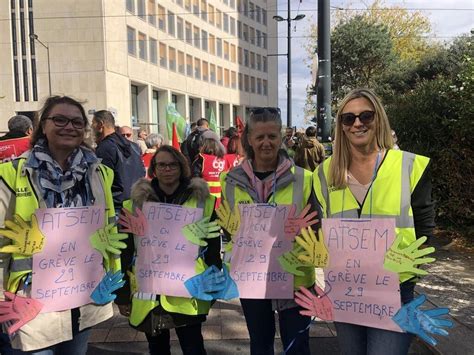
0, 96, 120, 353
220, 107, 319, 355
116, 145, 221, 355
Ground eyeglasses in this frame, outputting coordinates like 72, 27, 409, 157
156, 162, 180, 171
340, 111, 375, 126
251, 107, 281, 116
122, 133, 132, 138
47, 115, 85, 129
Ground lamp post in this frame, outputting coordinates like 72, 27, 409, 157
29, 34, 51, 96
273, 10, 305, 128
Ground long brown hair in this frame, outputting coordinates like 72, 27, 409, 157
200, 138, 225, 158
148, 145, 191, 180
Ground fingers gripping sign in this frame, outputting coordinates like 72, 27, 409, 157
384, 235, 436, 275
89, 223, 128, 261
294, 285, 334, 321
0, 215, 45, 255
0, 291, 43, 335
295, 227, 329, 268
284, 204, 319, 239
182, 217, 221, 247
216, 200, 240, 236
118, 207, 148, 236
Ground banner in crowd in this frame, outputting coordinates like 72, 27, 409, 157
208, 107, 218, 132
322, 218, 401, 332
31, 206, 105, 313
136, 202, 203, 297
166, 103, 186, 141
230, 204, 293, 299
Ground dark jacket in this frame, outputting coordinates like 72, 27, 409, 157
0, 131, 27, 141
181, 127, 208, 165
95, 132, 145, 210
294, 136, 325, 171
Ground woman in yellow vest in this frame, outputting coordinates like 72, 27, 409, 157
220, 107, 318, 355
115, 145, 221, 355
0, 96, 120, 353
312, 88, 435, 354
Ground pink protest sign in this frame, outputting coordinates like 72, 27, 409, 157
136, 202, 203, 297
31, 207, 105, 313
230, 204, 294, 299
322, 218, 402, 332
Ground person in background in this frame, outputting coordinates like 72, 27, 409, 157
220, 127, 238, 153
92, 111, 145, 212
220, 107, 318, 355
312, 88, 435, 355
119, 126, 134, 141
282, 127, 297, 158
0, 115, 33, 163
294, 126, 326, 171
0, 96, 120, 353
392, 130, 400, 150
224, 134, 244, 170
190, 122, 197, 133
116, 145, 221, 355
137, 129, 148, 154
142, 133, 164, 178
181, 118, 209, 165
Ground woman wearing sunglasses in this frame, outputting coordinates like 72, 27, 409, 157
220, 108, 319, 355
313, 88, 435, 354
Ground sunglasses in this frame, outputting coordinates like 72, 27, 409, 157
340, 111, 375, 126
156, 162, 180, 171
47, 115, 85, 129
122, 133, 132, 138
251, 107, 281, 116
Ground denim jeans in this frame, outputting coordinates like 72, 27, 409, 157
145, 322, 206, 355
335, 282, 415, 355
0, 330, 13, 354
11, 328, 90, 355
240, 299, 311, 355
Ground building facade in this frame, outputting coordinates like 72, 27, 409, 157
0, 0, 278, 138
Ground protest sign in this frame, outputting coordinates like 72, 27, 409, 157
323, 218, 401, 332
230, 204, 293, 299
32, 207, 105, 313
136, 202, 203, 297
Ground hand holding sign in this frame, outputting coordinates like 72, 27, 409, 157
0, 292, 43, 335
294, 285, 334, 321
0, 215, 45, 255
118, 208, 147, 236
284, 204, 319, 239
91, 271, 126, 305
295, 227, 329, 268
184, 265, 226, 300
212, 264, 239, 300
90, 224, 128, 261
392, 294, 453, 346
384, 235, 435, 275
216, 200, 240, 235
278, 244, 310, 276
182, 217, 220, 247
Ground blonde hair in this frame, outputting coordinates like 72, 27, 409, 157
329, 88, 394, 189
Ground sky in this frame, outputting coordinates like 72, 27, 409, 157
273, 0, 474, 128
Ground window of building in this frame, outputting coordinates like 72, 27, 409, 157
230, 0, 235, 9
243, 24, 248, 41
223, 14, 229, 32
200, 30, 208, 51
256, 5, 261, 22
216, 38, 222, 57
176, 0, 183, 7
217, 66, 223, 85
148, 0, 156, 25
150, 37, 157, 64
152, 90, 160, 131
185, 0, 191, 11
250, 76, 256, 93
202, 60, 209, 81
127, 26, 136, 55
209, 34, 216, 55
131, 85, 139, 120
193, 26, 200, 48
137, 0, 146, 19
168, 11, 175, 36
263, 79, 268, 95
249, 27, 255, 45
210, 64, 216, 83
262, 9, 267, 25
158, 5, 166, 31
185, 22, 192, 44
216, 9, 222, 29
262, 32, 267, 49
238, 47, 243, 65
257, 78, 262, 94
201, 0, 207, 20
243, 0, 248, 16
244, 74, 249, 92
193, 0, 199, 16
208, 4, 215, 24
186, 54, 193, 76
169, 47, 176, 71
223, 41, 229, 60
256, 54, 261, 70
194, 58, 201, 79
126, 0, 135, 13
159, 43, 167, 67
237, 0, 242, 12
177, 17, 184, 40
263, 56, 267, 72
231, 71, 237, 89
230, 44, 236, 63
224, 69, 230, 87
256, 29, 261, 47
238, 73, 243, 90
237, 21, 242, 39
249, 2, 254, 20
178, 50, 185, 73
250, 51, 255, 69
230, 17, 236, 35
138, 32, 147, 60
244, 49, 249, 67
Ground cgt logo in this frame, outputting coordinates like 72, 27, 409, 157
212, 158, 225, 172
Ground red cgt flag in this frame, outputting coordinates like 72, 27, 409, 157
235, 116, 245, 137
172, 123, 181, 151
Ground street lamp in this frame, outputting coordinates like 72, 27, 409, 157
273, 12, 305, 128
29, 33, 52, 96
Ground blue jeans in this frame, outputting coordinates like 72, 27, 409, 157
145, 322, 206, 355
11, 328, 90, 355
0, 330, 13, 354
240, 299, 311, 355
335, 282, 415, 355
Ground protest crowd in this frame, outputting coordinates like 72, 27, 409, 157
0, 89, 453, 355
